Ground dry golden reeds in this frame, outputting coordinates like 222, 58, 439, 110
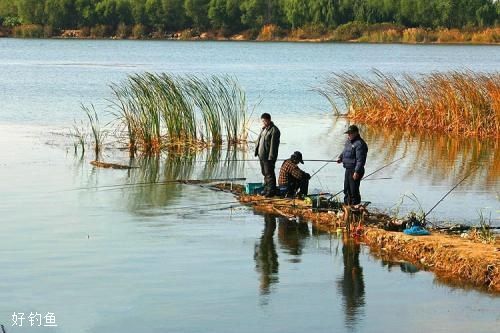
317, 70, 500, 138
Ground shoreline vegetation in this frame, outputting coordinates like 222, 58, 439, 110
317, 71, 500, 138
0, 0, 498, 44
0, 24, 499, 44
75, 73, 249, 159
75, 70, 498, 162
224, 186, 499, 293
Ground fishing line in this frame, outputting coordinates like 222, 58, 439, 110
58, 177, 247, 192
329, 154, 406, 198
424, 165, 480, 220
310, 156, 338, 178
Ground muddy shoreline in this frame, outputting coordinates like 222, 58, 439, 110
1, 26, 499, 45
228, 188, 499, 293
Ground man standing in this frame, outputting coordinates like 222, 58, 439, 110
278, 151, 310, 198
255, 113, 280, 197
337, 125, 368, 205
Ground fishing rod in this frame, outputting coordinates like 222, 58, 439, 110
190, 158, 339, 163
423, 165, 480, 220
60, 177, 247, 192
310, 156, 338, 178
329, 154, 406, 198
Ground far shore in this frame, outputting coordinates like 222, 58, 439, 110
1, 25, 498, 45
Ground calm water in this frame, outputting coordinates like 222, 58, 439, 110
0, 40, 499, 332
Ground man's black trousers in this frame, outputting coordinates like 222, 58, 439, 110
343, 168, 363, 205
259, 159, 277, 194
286, 177, 309, 197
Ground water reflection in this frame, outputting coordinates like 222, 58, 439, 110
98, 147, 247, 215
381, 260, 420, 275
337, 238, 365, 331
254, 215, 313, 297
278, 218, 310, 262
123, 154, 195, 214
363, 126, 500, 189
254, 214, 279, 295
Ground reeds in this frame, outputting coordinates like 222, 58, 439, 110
317, 70, 500, 138
70, 120, 86, 155
109, 72, 248, 154
82, 103, 107, 159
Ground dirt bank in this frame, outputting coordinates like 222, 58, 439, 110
233, 190, 499, 292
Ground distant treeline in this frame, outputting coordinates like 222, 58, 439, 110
0, 0, 498, 35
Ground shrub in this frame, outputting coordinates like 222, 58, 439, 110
43, 25, 53, 38
79, 27, 90, 37
289, 24, 325, 40
471, 27, 500, 43
257, 24, 282, 41
2, 16, 21, 28
13, 24, 44, 38
131, 24, 146, 39
90, 25, 109, 38
359, 28, 401, 43
402, 28, 429, 43
436, 28, 465, 43
331, 22, 367, 41
115, 23, 130, 39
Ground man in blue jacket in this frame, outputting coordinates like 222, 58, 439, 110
337, 125, 368, 205
255, 113, 280, 197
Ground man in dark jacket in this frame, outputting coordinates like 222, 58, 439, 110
337, 125, 368, 205
278, 151, 310, 198
255, 113, 280, 197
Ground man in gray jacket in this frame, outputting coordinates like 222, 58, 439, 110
255, 113, 280, 197
337, 125, 368, 205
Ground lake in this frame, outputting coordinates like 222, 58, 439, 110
0, 39, 498, 332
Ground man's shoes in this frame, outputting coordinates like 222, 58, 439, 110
260, 190, 268, 196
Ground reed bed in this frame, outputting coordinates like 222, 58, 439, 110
108, 72, 248, 154
317, 70, 500, 138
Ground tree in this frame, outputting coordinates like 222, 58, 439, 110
184, 0, 210, 29
309, 0, 336, 27
283, 0, 310, 29
131, 0, 148, 25
16, 0, 46, 24
162, 0, 186, 30
208, 0, 242, 31
240, 0, 283, 29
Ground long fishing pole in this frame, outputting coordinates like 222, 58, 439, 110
310, 156, 338, 178
60, 177, 247, 192
423, 165, 480, 220
329, 154, 406, 198
190, 158, 338, 163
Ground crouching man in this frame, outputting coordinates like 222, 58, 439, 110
278, 151, 311, 198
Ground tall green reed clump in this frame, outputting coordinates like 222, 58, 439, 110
315, 70, 500, 138
110, 73, 247, 154
81, 103, 107, 159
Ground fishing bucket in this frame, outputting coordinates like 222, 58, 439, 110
245, 182, 264, 195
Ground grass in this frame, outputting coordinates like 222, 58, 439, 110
391, 193, 427, 227
107, 72, 248, 154
70, 120, 87, 155
471, 211, 495, 244
316, 70, 500, 138
82, 103, 106, 159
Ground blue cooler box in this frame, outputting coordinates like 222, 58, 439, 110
245, 183, 264, 195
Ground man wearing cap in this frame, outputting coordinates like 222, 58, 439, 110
278, 151, 311, 198
255, 113, 281, 197
337, 125, 368, 205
